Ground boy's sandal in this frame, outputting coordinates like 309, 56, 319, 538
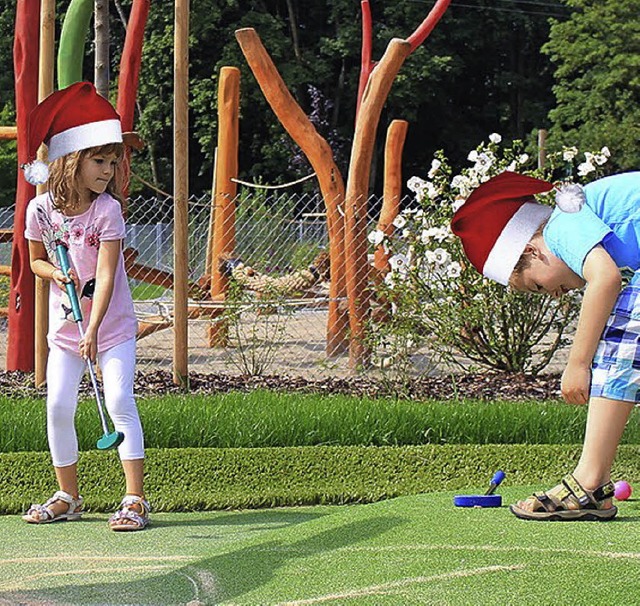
509, 474, 617, 521
109, 495, 151, 532
22, 490, 84, 524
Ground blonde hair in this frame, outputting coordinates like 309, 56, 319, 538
47, 142, 126, 213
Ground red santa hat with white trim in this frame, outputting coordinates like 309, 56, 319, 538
22, 81, 122, 185
451, 171, 586, 286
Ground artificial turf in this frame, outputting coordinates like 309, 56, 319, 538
2, 485, 640, 605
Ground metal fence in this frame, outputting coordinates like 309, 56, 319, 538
1, 190, 410, 378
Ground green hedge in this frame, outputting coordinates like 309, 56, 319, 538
4, 444, 640, 514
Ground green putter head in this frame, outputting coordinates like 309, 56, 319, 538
97, 431, 125, 450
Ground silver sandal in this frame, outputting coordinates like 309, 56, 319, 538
109, 495, 151, 531
22, 490, 84, 524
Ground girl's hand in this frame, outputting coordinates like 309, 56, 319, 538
561, 362, 591, 405
80, 326, 98, 363
51, 267, 80, 293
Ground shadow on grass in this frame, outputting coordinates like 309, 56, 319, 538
0, 510, 405, 605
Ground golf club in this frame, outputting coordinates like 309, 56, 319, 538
54, 240, 125, 450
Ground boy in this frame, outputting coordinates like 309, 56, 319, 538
451, 170, 640, 520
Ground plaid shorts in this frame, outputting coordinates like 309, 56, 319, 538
591, 272, 640, 403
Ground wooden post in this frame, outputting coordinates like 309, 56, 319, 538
374, 119, 408, 274
343, 39, 412, 369
208, 67, 240, 346
235, 28, 349, 356
173, 0, 189, 388
34, 0, 56, 386
94, 0, 109, 97
538, 128, 548, 170
0, 127, 17, 139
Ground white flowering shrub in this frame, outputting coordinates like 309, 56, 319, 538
367, 136, 610, 374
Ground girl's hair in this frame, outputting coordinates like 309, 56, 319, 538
47, 142, 126, 212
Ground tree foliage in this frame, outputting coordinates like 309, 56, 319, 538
544, 0, 640, 171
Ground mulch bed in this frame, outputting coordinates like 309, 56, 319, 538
1, 369, 562, 401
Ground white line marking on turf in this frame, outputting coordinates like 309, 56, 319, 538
0, 565, 172, 592
0, 555, 196, 565
275, 565, 525, 605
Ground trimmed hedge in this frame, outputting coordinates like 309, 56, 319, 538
3, 444, 640, 514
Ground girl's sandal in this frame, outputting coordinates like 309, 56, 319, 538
109, 495, 151, 532
22, 490, 84, 524
510, 474, 617, 521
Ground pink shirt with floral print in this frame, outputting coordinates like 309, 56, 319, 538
25, 192, 137, 354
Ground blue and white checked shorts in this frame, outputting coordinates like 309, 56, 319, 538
591, 272, 640, 403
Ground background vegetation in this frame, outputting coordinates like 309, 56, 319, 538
0, 0, 635, 208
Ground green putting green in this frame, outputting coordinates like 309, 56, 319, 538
1, 487, 640, 605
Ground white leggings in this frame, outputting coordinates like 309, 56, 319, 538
46, 338, 144, 467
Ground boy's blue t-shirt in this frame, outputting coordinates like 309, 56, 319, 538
543, 172, 640, 278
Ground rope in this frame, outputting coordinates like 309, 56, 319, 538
231, 173, 316, 190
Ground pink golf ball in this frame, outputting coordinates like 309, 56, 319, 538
614, 480, 633, 501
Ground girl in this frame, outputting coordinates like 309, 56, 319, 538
21, 81, 149, 531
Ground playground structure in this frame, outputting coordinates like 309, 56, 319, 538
3, 0, 453, 385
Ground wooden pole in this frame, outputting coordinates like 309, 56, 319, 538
0, 127, 17, 139
374, 119, 408, 274
235, 28, 349, 356
34, 0, 55, 386
94, 0, 110, 96
343, 39, 411, 369
173, 0, 189, 388
538, 128, 548, 170
208, 66, 240, 346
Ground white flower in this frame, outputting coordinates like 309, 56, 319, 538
563, 146, 578, 161
467, 150, 479, 162
432, 227, 449, 242
446, 262, 462, 278
518, 153, 529, 164
507, 161, 517, 172
367, 229, 385, 246
600, 146, 611, 158
594, 153, 608, 166
384, 272, 396, 288
424, 250, 438, 265
577, 161, 596, 177
428, 158, 442, 178
389, 254, 409, 273
489, 133, 502, 144
407, 176, 427, 193
420, 229, 431, 245
433, 248, 451, 265
474, 152, 494, 174
392, 215, 406, 229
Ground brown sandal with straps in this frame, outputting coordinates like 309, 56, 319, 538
510, 474, 617, 521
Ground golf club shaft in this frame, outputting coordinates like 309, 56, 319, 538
76, 322, 110, 436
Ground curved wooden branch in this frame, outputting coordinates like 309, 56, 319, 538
235, 27, 349, 356
374, 119, 408, 274
344, 38, 412, 368
357, 0, 374, 113
407, 0, 452, 52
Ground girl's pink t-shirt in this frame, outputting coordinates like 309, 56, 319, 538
25, 192, 138, 354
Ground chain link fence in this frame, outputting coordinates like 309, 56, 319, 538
2, 190, 432, 378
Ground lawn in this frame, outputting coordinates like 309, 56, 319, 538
2, 486, 640, 605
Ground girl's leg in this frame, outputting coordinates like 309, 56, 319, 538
31, 346, 86, 520
99, 338, 145, 498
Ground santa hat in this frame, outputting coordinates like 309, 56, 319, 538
22, 81, 122, 185
451, 171, 586, 286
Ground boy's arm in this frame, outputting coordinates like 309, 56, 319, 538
562, 245, 622, 404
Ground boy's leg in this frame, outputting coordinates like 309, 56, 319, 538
516, 395, 633, 512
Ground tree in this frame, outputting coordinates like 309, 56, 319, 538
544, 0, 640, 171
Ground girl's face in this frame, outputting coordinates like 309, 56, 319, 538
78, 151, 119, 196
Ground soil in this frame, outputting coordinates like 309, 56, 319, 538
0, 369, 563, 401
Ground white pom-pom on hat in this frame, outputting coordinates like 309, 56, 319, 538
555, 182, 586, 213
22, 160, 49, 185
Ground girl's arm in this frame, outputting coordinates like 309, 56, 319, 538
562, 245, 622, 405
81, 239, 122, 361
28, 240, 78, 290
